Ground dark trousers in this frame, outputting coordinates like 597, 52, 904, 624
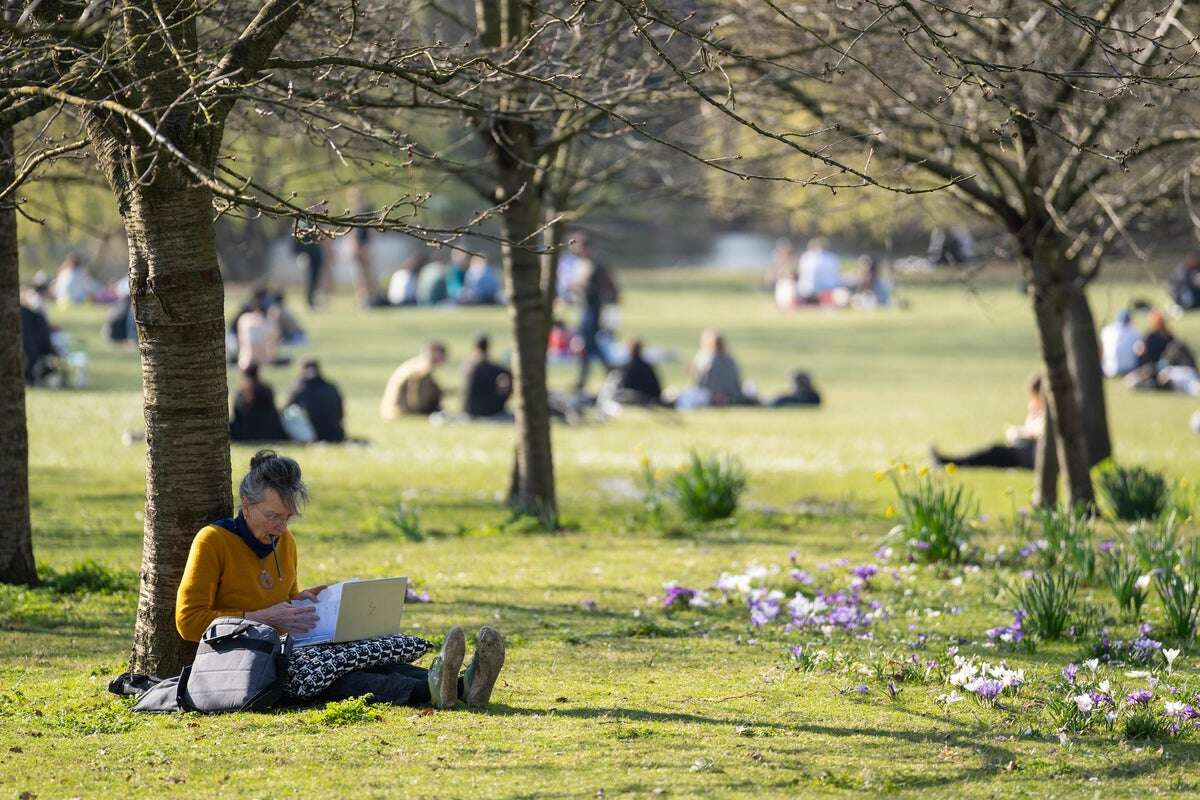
941, 439, 1036, 470
576, 306, 610, 390
313, 663, 462, 707
305, 254, 325, 309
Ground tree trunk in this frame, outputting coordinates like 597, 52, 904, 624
1029, 280, 1095, 509
500, 180, 557, 526
1064, 286, 1111, 466
0, 124, 37, 586
492, 116, 556, 525
1033, 396, 1058, 508
123, 185, 232, 677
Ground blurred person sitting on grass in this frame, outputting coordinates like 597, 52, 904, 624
176, 450, 505, 709
599, 338, 667, 408
684, 329, 756, 407
286, 360, 345, 442
770, 371, 822, 407
381, 340, 447, 418
462, 334, 513, 419
230, 364, 288, 443
931, 373, 1044, 470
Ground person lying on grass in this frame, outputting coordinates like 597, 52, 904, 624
176, 449, 503, 709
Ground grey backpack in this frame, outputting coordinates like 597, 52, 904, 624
133, 617, 292, 713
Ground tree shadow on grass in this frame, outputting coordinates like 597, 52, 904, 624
485, 702, 1200, 789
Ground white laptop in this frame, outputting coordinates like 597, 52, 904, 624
289, 576, 408, 648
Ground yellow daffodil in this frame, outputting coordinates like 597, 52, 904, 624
873, 470, 886, 482
945, 463, 957, 475
918, 465, 929, 477
884, 504, 895, 519
897, 463, 909, 475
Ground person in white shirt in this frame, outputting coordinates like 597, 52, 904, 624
53, 253, 99, 306
1100, 309, 1139, 377
236, 296, 281, 370
796, 238, 842, 301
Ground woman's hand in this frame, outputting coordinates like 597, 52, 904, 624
295, 584, 328, 601
245, 600, 318, 633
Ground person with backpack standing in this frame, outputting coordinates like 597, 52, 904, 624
571, 234, 618, 393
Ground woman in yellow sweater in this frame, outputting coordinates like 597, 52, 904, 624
176, 450, 504, 709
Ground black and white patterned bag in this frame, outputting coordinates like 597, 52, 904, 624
284, 634, 433, 698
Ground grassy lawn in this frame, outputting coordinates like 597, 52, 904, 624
3, 270, 1199, 798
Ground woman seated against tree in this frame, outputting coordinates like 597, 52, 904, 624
930, 373, 1044, 470
175, 450, 506, 709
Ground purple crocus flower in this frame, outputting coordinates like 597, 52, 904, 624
662, 583, 697, 609
972, 679, 1003, 701
1126, 689, 1154, 706
406, 586, 431, 603
1062, 663, 1079, 684
791, 569, 814, 585
851, 564, 878, 581
1098, 540, 1116, 554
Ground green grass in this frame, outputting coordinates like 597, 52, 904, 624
5, 270, 1200, 798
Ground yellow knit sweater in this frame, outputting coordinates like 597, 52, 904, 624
175, 524, 299, 642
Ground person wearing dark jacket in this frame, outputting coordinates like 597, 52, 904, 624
21, 302, 57, 385
613, 339, 664, 406
462, 335, 513, 418
771, 371, 822, 407
286, 360, 345, 442
230, 364, 288, 442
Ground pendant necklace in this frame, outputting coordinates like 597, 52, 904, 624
258, 537, 282, 590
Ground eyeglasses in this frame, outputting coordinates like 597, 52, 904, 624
253, 506, 295, 528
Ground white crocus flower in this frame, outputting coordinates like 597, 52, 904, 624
1097, 679, 1111, 694
1135, 573, 1153, 591
1164, 648, 1181, 672
1165, 700, 1186, 718
1074, 694, 1095, 714
1084, 659, 1100, 674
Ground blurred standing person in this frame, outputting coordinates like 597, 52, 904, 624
292, 220, 331, 310
286, 359, 345, 442
348, 190, 379, 307
571, 236, 618, 392
381, 341, 448, 418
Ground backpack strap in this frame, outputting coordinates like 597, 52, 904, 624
199, 637, 279, 657
176, 665, 198, 713
202, 621, 257, 646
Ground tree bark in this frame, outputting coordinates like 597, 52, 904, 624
1033, 396, 1058, 508
1029, 279, 1095, 508
1064, 286, 1112, 466
123, 184, 232, 677
0, 124, 37, 586
540, 210, 565, 320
